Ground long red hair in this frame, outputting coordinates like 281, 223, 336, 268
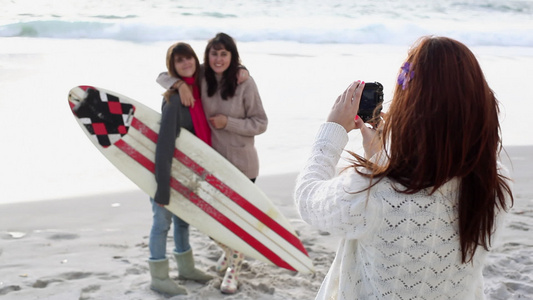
350, 36, 513, 263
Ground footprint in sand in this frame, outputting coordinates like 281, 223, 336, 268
33, 279, 63, 288
125, 267, 144, 275
81, 284, 101, 293
0, 285, 21, 295
33, 272, 92, 289
47, 233, 80, 240
99, 243, 128, 249
60, 272, 92, 280
252, 282, 275, 295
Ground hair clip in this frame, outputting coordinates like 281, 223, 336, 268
397, 62, 414, 90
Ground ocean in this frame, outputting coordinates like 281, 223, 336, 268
1, 0, 532, 204
2, 0, 533, 46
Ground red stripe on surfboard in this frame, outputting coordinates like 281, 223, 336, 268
113, 138, 296, 271
130, 118, 309, 257
167, 174, 295, 271
115, 140, 155, 172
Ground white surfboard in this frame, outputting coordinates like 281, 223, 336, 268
68, 85, 313, 274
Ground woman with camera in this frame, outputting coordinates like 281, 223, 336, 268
294, 36, 514, 299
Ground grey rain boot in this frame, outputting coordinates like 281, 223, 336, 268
174, 249, 214, 283
148, 258, 187, 296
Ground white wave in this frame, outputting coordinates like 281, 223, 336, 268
1, 19, 533, 48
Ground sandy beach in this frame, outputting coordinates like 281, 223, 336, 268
2, 1, 532, 299
0, 145, 531, 300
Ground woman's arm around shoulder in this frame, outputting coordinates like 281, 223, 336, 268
156, 72, 179, 90
156, 71, 197, 107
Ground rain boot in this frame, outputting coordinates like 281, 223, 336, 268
215, 241, 232, 274
174, 249, 213, 283
148, 258, 187, 296
220, 249, 245, 294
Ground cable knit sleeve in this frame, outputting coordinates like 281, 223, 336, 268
156, 72, 179, 90
156, 66, 205, 90
294, 122, 382, 239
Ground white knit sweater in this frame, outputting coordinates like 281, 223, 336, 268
294, 122, 510, 300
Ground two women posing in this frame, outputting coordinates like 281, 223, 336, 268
148, 32, 267, 296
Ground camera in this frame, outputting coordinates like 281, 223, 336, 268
357, 82, 384, 123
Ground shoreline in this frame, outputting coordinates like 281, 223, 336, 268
1, 143, 529, 206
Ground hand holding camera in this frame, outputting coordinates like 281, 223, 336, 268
328, 80, 385, 158
328, 80, 384, 129
327, 81, 366, 132
357, 82, 384, 124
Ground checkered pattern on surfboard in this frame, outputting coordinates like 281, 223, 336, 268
74, 88, 135, 148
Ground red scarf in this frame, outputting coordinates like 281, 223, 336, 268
182, 77, 211, 146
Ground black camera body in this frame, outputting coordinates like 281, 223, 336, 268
358, 82, 384, 123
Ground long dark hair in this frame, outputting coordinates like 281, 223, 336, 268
203, 32, 241, 100
164, 42, 200, 101
349, 36, 513, 263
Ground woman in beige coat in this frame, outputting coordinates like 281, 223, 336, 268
156, 32, 268, 294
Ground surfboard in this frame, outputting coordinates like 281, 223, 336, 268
68, 85, 313, 274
